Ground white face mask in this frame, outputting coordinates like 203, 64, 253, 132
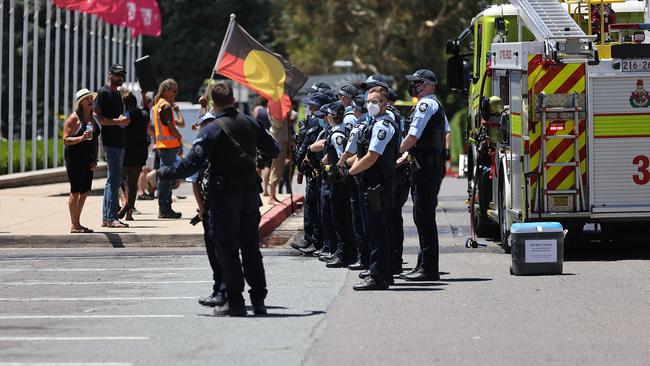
367, 102, 381, 117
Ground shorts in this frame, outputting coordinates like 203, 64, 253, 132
66, 163, 94, 193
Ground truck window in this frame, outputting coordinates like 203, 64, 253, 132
475, 22, 483, 80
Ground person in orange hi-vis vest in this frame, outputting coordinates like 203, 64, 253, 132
152, 79, 186, 218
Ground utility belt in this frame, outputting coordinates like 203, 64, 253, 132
209, 174, 258, 192
323, 165, 345, 186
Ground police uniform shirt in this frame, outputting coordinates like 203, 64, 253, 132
408, 94, 441, 139
344, 114, 370, 155
343, 106, 357, 131
368, 116, 396, 155
329, 125, 347, 158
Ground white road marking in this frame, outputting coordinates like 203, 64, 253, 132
0, 297, 197, 301
0, 255, 203, 261
0, 280, 211, 285
0, 315, 184, 319
0, 337, 149, 341
0, 363, 133, 366
0, 267, 206, 272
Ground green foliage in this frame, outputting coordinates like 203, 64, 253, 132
449, 108, 468, 167
143, 0, 274, 102
0, 138, 64, 175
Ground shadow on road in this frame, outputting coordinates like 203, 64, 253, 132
196, 309, 326, 318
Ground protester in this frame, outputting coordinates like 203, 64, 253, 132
94, 63, 130, 228
152, 79, 185, 219
118, 90, 151, 221
253, 97, 273, 196
63, 88, 100, 233
267, 106, 293, 204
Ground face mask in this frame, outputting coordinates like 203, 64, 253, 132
367, 102, 381, 117
408, 82, 423, 97
318, 118, 327, 128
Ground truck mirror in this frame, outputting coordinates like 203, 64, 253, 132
447, 39, 460, 56
447, 54, 466, 91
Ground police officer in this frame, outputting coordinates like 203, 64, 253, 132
311, 102, 357, 267
158, 82, 279, 316
290, 92, 334, 254
348, 87, 399, 290
399, 69, 447, 281
337, 84, 360, 130
386, 88, 409, 276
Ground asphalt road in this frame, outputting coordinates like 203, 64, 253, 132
1, 178, 649, 366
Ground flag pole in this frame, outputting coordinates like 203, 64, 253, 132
206, 13, 236, 99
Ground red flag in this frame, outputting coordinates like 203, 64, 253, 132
215, 17, 307, 121
53, 0, 112, 15
129, 0, 162, 37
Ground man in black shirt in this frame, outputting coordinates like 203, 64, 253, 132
94, 63, 130, 228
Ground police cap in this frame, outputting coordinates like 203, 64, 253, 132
305, 92, 332, 108
310, 82, 331, 93
337, 84, 359, 99
405, 69, 437, 86
352, 94, 366, 111
387, 87, 398, 102
324, 101, 344, 117
360, 74, 390, 90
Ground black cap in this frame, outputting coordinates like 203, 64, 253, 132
110, 63, 126, 76
324, 101, 345, 117
305, 92, 333, 108
352, 94, 366, 111
361, 74, 390, 90
405, 69, 437, 85
310, 81, 331, 92
337, 84, 359, 99
387, 88, 398, 102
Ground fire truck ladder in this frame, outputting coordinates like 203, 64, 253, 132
509, 0, 597, 61
539, 92, 586, 213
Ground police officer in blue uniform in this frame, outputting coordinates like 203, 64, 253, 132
399, 69, 447, 282
337, 84, 360, 131
348, 87, 399, 290
158, 82, 279, 316
312, 102, 357, 267
291, 92, 334, 254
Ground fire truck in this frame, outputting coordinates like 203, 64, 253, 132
446, 0, 650, 251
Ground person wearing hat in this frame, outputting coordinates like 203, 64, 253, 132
316, 101, 357, 268
337, 84, 360, 130
94, 63, 131, 228
399, 68, 448, 282
347, 86, 399, 290
337, 94, 371, 271
63, 88, 101, 233
290, 92, 335, 255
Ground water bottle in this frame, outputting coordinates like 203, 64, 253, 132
85, 122, 93, 141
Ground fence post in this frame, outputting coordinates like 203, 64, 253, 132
53, 5, 60, 168
43, 0, 51, 169
20, 0, 29, 172
63, 10, 70, 118
104, 22, 109, 76
89, 15, 95, 92
0, 0, 4, 146
31, 0, 39, 171
81, 12, 87, 89
72, 10, 79, 96
8, 0, 15, 173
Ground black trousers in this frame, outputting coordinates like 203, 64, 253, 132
330, 182, 357, 263
201, 217, 224, 294
410, 153, 445, 274
349, 179, 370, 266
207, 190, 267, 306
389, 173, 411, 273
319, 182, 336, 254
303, 176, 323, 248
361, 180, 393, 282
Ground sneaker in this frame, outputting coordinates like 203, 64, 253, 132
137, 193, 154, 200
158, 210, 182, 219
214, 302, 246, 317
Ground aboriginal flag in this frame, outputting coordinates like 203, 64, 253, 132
214, 15, 307, 121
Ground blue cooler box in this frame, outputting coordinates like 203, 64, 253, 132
510, 222, 564, 276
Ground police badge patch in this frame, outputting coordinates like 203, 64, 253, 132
335, 136, 344, 145
418, 102, 428, 112
377, 130, 387, 140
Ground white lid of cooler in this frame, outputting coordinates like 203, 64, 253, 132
511, 222, 564, 234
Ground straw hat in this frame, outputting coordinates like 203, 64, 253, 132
74, 88, 96, 112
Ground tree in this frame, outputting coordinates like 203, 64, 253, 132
271, 0, 482, 95
143, 0, 274, 102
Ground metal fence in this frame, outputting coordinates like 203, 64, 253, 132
1, 0, 142, 174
